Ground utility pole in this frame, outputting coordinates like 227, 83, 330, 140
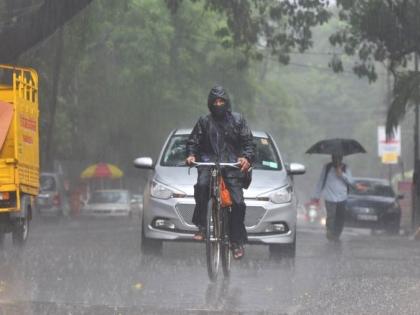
386, 69, 393, 184
415, 53, 419, 164
413, 53, 419, 231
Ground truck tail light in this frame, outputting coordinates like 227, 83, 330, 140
0, 192, 10, 200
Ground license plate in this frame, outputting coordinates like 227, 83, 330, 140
357, 214, 378, 221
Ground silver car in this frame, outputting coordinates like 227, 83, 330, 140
134, 129, 305, 257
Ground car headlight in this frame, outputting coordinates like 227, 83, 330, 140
258, 186, 292, 204
150, 180, 186, 199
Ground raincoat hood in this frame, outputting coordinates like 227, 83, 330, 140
207, 85, 232, 113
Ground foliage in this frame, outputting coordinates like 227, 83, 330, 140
330, 0, 420, 132
0, 0, 94, 62
20, 0, 259, 175
165, 0, 331, 65
386, 71, 420, 130
13, 0, 402, 189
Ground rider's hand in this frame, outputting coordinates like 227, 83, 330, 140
186, 155, 196, 166
238, 157, 250, 172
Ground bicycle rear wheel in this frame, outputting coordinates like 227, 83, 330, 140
221, 207, 231, 278
206, 197, 220, 281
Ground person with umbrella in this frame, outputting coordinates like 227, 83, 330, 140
307, 139, 366, 241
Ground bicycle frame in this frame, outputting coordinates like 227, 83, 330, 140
191, 161, 239, 280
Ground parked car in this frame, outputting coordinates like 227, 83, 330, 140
35, 172, 69, 216
130, 193, 144, 214
81, 189, 132, 217
345, 177, 402, 234
134, 129, 305, 257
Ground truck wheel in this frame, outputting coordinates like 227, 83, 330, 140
0, 233, 5, 249
12, 213, 29, 247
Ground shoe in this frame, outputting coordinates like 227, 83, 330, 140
326, 231, 340, 242
232, 243, 244, 260
193, 228, 205, 241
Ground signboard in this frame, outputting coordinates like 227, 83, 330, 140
381, 152, 398, 164
378, 126, 401, 164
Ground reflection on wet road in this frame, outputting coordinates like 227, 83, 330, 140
0, 217, 418, 314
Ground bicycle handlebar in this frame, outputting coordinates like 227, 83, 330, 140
191, 161, 240, 168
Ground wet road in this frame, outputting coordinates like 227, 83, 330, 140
0, 216, 419, 314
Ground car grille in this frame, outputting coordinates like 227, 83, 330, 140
175, 204, 266, 228
245, 206, 267, 227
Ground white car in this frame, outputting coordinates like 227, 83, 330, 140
81, 189, 132, 217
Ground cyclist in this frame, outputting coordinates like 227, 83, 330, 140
186, 85, 255, 259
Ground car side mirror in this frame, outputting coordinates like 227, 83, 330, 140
134, 157, 154, 169
287, 163, 306, 175
397, 194, 404, 200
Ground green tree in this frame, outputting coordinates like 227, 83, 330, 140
165, 0, 331, 64
20, 0, 260, 181
330, 0, 420, 132
0, 0, 94, 62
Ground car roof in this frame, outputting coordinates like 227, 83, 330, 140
174, 128, 269, 138
353, 177, 390, 185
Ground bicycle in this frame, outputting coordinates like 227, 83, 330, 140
191, 161, 240, 281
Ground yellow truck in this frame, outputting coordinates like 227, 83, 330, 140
0, 65, 39, 246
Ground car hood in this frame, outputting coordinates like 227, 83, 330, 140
347, 195, 395, 208
154, 166, 288, 198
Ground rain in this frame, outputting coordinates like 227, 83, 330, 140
0, 1, 420, 314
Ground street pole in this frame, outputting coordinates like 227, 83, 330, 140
413, 53, 419, 231
386, 70, 393, 184
415, 53, 419, 163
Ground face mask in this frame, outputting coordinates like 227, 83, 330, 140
210, 104, 227, 119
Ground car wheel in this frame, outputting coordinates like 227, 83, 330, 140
269, 232, 296, 260
385, 222, 400, 235
141, 220, 162, 256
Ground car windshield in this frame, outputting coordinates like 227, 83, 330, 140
89, 191, 129, 204
350, 180, 395, 197
160, 134, 282, 170
40, 175, 56, 191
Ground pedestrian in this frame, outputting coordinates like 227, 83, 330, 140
186, 85, 255, 259
311, 154, 362, 241
412, 159, 420, 239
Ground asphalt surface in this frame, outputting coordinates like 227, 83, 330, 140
0, 215, 418, 314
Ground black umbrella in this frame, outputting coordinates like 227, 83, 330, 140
306, 138, 366, 156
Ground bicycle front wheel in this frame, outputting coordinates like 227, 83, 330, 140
221, 207, 231, 278
206, 197, 220, 281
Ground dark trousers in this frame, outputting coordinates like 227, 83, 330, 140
325, 200, 346, 239
192, 169, 247, 244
